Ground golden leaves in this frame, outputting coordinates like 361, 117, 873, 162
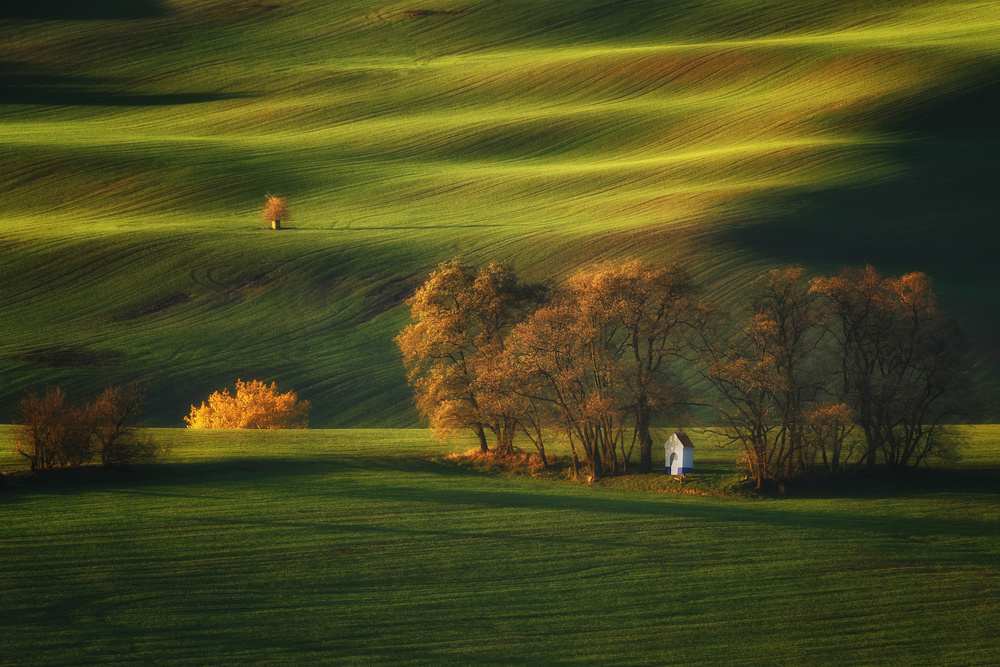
185, 379, 310, 429
261, 194, 289, 223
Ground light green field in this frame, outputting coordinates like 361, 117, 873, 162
2, 0, 1000, 425
1, 426, 999, 664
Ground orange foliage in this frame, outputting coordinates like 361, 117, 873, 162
698, 267, 820, 488
809, 264, 962, 471
13, 387, 88, 470
185, 379, 310, 429
398, 257, 695, 476
261, 194, 289, 223
396, 258, 529, 453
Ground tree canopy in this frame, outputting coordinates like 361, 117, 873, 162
399, 258, 970, 486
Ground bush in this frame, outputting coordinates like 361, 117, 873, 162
13, 385, 159, 471
14, 388, 85, 470
185, 379, 310, 429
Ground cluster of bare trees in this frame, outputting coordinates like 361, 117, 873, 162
13, 384, 159, 471
398, 259, 970, 486
699, 266, 969, 488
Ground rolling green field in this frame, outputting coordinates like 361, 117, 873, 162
3, 0, 1000, 425
4, 4, 1000, 664
2, 426, 999, 664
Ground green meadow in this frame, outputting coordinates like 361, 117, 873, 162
2, 426, 999, 664
2, 0, 1000, 424
4, 3, 1000, 661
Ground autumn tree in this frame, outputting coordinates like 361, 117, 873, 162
495, 261, 698, 478
186, 379, 310, 429
13, 387, 88, 470
13, 384, 158, 470
810, 265, 968, 470
505, 296, 630, 480
399, 259, 696, 476
697, 268, 823, 488
262, 194, 289, 230
805, 401, 859, 475
569, 261, 698, 473
697, 264, 969, 486
472, 346, 537, 459
89, 384, 159, 467
396, 259, 538, 454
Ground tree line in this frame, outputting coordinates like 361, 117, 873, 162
397, 259, 970, 487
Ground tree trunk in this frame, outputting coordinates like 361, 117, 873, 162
475, 423, 489, 453
589, 435, 603, 480
272, 219, 281, 230
636, 397, 653, 473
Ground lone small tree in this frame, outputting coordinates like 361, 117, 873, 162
89, 384, 158, 467
262, 194, 289, 230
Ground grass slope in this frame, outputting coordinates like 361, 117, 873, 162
1, 426, 999, 664
2, 1, 1000, 424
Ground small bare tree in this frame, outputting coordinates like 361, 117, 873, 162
262, 194, 289, 230
13, 388, 89, 470
89, 384, 159, 467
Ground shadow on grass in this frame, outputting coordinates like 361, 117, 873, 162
0, 60, 254, 107
3, 455, 998, 569
5, 452, 997, 498
0, 453, 454, 497
714, 60, 1000, 416
719, 60, 1000, 274
0, 72, 254, 107
778, 467, 1000, 499
0, 0, 165, 20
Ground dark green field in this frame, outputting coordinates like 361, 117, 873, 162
2, 426, 999, 664
2, 0, 1000, 424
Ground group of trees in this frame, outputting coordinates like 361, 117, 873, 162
397, 258, 701, 480
698, 266, 969, 488
13, 384, 159, 471
398, 259, 971, 486
185, 379, 310, 429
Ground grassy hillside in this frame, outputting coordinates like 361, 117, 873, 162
2, 1, 999, 425
2, 426, 999, 664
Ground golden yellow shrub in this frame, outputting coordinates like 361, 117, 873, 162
185, 379, 310, 429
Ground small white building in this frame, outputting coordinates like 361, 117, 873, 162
665, 432, 694, 475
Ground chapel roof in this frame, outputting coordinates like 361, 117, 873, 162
669, 432, 694, 448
